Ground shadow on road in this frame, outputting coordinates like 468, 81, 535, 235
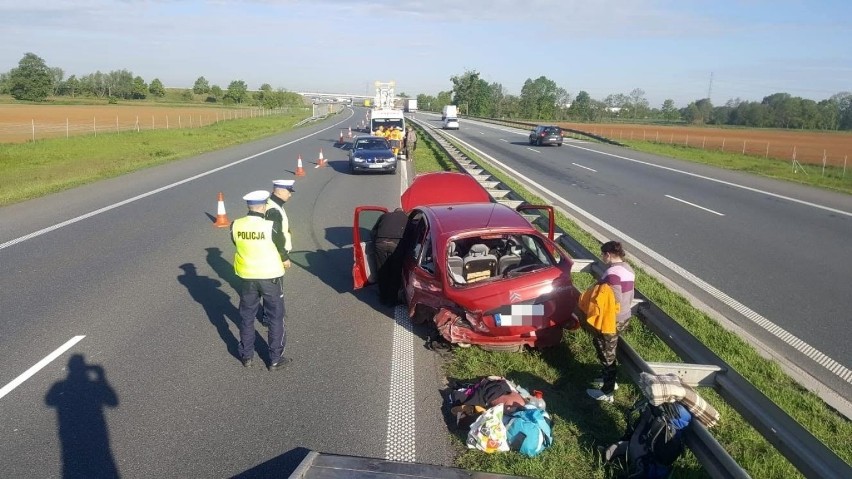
232, 446, 312, 478
45, 354, 120, 479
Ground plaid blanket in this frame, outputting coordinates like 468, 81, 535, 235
640, 372, 686, 405
639, 372, 720, 428
680, 383, 720, 428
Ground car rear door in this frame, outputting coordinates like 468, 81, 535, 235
352, 206, 389, 289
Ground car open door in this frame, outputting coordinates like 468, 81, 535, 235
353, 206, 389, 289
516, 205, 555, 240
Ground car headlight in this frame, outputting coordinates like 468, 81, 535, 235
353, 157, 366, 163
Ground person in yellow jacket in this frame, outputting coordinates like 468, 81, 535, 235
231, 190, 292, 372
580, 241, 636, 402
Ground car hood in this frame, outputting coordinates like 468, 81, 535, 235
400, 172, 492, 211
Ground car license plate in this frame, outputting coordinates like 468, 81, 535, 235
369, 163, 383, 168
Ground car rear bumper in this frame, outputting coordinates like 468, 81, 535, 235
434, 309, 579, 349
537, 138, 562, 145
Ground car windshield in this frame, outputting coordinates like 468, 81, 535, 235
446, 233, 556, 286
544, 128, 561, 135
356, 139, 390, 150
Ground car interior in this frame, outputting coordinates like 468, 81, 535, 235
448, 234, 552, 285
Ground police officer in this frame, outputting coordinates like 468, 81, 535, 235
231, 190, 291, 371
266, 179, 294, 254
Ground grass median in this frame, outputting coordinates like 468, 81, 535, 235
414, 134, 851, 478
0, 109, 311, 206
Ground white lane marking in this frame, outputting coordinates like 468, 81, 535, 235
565, 143, 852, 217
527, 147, 540, 153
665, 195, 725, 216
0, 113, 356, 252
572, 163, 597, 173
384, 305, 415, 462
444, 134, 852, 384
0, 335, 85, 400
499, 139, 508, 142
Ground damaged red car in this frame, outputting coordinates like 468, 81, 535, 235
353, 172, 580, 351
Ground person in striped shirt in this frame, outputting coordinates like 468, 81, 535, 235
587, 241, 636, 402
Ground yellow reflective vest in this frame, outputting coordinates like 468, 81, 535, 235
231, 215, 285, 279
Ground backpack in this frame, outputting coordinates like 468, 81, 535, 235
503, 406, 553, 457
626, 400, 692, 478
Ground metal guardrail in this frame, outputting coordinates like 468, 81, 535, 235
408, 117, 852, 479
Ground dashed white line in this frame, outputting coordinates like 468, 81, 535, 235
572, 163, 597, 172
527, 147, 540, 153
499, 139, 508, 142
0, 335, 85, 400
665, 195, 725, 216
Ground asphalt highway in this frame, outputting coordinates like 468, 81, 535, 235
417, 112, 852, 409
0, 110, 455, 477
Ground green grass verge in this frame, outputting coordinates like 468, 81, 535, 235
418, 139, 851, 478
0, 109, 311, 206
620, 140, 852, 195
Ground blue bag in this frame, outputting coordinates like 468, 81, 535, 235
504, 406, 553, 457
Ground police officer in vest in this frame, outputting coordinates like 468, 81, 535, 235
266, 179, 294, 255
231, 190, 291, 371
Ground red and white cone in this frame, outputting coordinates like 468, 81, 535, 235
347, 126, 352, 139
295, 155, 306, 177
213, 192, 230, 228
316, 149, 327, 168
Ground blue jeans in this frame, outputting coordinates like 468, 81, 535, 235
238, 277, 286, 363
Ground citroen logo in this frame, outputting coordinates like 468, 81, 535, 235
509, 292, 522, 303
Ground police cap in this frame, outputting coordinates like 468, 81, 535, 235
272, 179, 296, 192
243, 190, 270, 205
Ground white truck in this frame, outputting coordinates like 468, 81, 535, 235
404, 99, 418, 112
442, 104, 458, 121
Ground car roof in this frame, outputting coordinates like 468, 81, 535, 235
400, 172, 492, 211
421, 203, 537, 239
356, 136, 387, 141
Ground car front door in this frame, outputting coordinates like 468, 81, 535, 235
352, 205, 389, 289
516, 205, 555, 240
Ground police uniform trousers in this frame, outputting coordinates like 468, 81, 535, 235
238, 277, 286, 363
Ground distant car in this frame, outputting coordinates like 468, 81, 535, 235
529, 126, 563, 146
349, 136, 397, 174
353, 172, 580, 351
443, 117, 460, 130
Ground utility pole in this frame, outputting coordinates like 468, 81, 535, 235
708, 72, 714, 102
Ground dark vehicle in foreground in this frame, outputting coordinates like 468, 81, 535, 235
349, 136, 397, 174
529, 125, 563, 146
353, 172, 580, 351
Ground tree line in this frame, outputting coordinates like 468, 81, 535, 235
0, 53, 304, 109
413, 70, 852, 131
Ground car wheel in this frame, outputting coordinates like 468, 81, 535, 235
557, 143, 563, 147
537, 139, 542, 146
529, 138, 534, 145
411, 304, 434, 325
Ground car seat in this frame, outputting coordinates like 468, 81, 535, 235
447, 242, 465, 284
463, 243, 498, 283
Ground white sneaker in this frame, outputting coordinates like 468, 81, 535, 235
587, 388, 614, 402
592, 378, 619, 391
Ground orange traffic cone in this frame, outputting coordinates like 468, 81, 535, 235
317, 149, 327, 167
213, 192, 230, 228
295, 155, 306, 177
339, 131, 344, 144
348, 126, 352, 139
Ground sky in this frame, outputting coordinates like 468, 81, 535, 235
1, 0, 851, 108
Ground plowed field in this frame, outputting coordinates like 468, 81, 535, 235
559, 122, 852, 168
